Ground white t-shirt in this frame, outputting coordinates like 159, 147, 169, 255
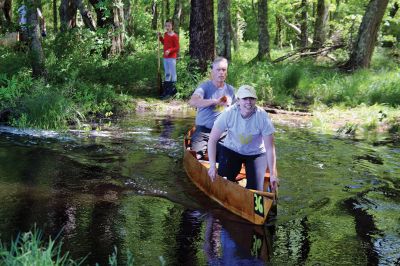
214, 104, 275, 155
18, 5, 42, 26
18, 5, 27, 25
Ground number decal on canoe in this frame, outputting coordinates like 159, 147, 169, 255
254, 193, 264, 217
251, 233, 263, 257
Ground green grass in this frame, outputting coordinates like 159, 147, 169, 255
0, 227, 83, 265
312, 104, 400, 137
0, 228, 167, 266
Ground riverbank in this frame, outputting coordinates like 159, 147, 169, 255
131, 98, 400, 142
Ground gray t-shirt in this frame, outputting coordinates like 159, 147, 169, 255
193, 80, 235, 129
214, 104, 275, 155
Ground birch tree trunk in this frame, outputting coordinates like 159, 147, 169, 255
189, 0, 215, 72
27, 0, 46, 77
217, 0, 231, 60
312, 0, 330, 49
342, 0, 389, 70
255, 0, 270, 61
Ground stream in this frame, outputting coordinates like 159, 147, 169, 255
0, 111, 399, 265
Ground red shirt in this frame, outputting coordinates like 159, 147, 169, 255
159, 32, 179, 59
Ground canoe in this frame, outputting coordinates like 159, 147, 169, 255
183, 127, 277, 225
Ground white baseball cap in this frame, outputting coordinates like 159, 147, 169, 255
236, 85, 257, 99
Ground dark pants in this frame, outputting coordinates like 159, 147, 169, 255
191, 125, 212, 158
218, 145, 267, 191
191, 125, 226, 159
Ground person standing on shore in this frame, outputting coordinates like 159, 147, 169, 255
158, 19, 179, 99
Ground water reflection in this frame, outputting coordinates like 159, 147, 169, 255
0, 113, 399, 265
174, 209, 273, 265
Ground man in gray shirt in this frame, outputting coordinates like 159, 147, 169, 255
189, 57, 236, 159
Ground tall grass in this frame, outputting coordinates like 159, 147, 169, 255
0, 228, 165, 266
0, 228, 82, 265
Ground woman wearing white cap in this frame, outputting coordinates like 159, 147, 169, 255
207, 85, 278, 191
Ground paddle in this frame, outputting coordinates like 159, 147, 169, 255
157, 31, 163, 96
249, 189, 276, 199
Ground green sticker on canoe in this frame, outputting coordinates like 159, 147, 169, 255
254, 193, 264, 217
251, 233, 263, 257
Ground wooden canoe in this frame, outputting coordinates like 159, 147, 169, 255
183, 128, 277, 225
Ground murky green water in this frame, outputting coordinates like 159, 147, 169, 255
0, 112, 399, 265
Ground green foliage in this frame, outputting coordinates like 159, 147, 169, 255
13, 86, 78, 129
0, 72, 34, 109
367, 78, 400, 106
0, 48, 29, 76
0, 227, 81, 265
0, 228, 145, 265
275, 64, 302, 94
175, 55, 208, 98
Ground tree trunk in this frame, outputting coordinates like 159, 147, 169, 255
255, 0, 270, 61
88, 0, 112, 28
75, 0, 96, 31
300, 0, 308, 48
0, 0, 12, 30
231, 11, 242, 51
166, 0, 170, 19
53, 0, 57, 32
312, 0, 330, 49
217, 0, 231, 60
161, 0, 165, 26
333, 0, 340, 20
173, 0, 182, 35
274, 14, 282, 48
60, 0, 77, 31
151, 0, 158, 30
110, 0, 125, 55
189, 0, 215, 72
60, 0, 95, 31
27, 0, 46, 77
389, 1, 399, 17
124, 0, 133, 36
341, 0, 389, 70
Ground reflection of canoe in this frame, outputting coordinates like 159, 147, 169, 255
183, 127, 277, 225
218, 216, 273, 262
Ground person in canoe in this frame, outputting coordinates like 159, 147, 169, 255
188, 57, 236, 160
207, 85, 279, 191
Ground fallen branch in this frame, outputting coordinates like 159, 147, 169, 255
264, 107, 312, 116
273, 44, 345, 63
